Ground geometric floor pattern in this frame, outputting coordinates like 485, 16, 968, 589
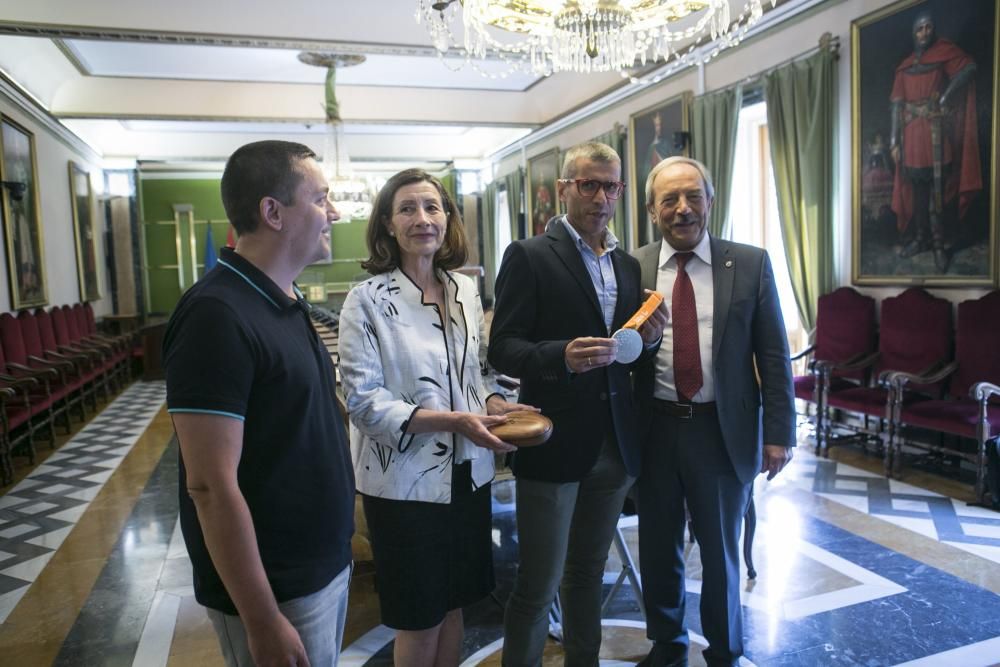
787, 448, 1000, 565
0, 381, 166, 624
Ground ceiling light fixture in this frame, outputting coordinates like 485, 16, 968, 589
298, 51, 374, 220
416, 0, 775, 77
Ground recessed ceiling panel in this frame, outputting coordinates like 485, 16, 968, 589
61, 118, 533, 163
117, 119, 476, 136
62, 39, 541, 91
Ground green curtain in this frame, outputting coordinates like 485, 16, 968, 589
504, 168, 523, 241
764, 48, 835, 333
482, 181, 498, 303
691, 86, 743, 240
593, 126, 629, 247
440, 170, 459, 208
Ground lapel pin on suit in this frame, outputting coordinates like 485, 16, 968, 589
725, 259, 734, 268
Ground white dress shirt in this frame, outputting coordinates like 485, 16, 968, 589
557, 217, 619, 334
654, 233, 716, 402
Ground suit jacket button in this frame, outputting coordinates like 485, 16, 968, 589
600, 392, 608, 401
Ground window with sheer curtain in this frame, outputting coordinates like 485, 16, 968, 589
729, 101, 807, 362
496, 188, 512, 263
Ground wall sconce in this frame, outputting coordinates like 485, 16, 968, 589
1, 180, 27, 201
672, 131, 690, 153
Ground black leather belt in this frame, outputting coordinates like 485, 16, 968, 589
652, 399, 717, 420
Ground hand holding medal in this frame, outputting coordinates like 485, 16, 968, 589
612, 291, 669, 363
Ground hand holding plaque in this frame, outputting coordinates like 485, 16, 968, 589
488, 411, 554, 447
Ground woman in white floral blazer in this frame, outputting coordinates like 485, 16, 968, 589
338, 169, 535, 666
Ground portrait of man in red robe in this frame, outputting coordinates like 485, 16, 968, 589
889, 10, 982, 272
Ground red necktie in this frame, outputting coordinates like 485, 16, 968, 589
672, 252, 703, 402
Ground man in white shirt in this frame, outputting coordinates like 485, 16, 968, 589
632, 156, 795, 667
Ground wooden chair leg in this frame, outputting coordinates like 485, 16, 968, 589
0, 418, 11, 487
43, 407, 55, 449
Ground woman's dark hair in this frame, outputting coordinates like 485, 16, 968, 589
362, 169, 468, 275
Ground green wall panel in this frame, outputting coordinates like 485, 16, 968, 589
146, 269, 183, 315
143, 223, 179, 266
142, 179, 227, 223
139, 175, 371, 312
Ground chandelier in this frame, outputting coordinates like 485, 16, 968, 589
416, 0, 775, 76
298, 51, 374, 220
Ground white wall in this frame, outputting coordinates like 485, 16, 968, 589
492, 0, 997, 309
0, 90, 109, 316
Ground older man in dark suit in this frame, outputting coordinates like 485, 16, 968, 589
633, 156, 795, 667
489, 141, 668, 666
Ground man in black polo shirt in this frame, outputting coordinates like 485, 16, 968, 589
164, 140, 354, 667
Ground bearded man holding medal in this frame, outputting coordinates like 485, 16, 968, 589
489, 141, 668, 666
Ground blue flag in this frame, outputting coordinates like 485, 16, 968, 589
203, 224, 219, 274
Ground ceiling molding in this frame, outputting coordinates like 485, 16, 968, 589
52, 38, 90, 75
56, 112, 539, 130
0, 69, 101, 161
50, 37, 541, 93
0, 19, 461, 59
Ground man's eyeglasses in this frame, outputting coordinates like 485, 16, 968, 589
560, 178, 626, 200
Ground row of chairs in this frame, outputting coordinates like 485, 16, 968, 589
0, 303, 134, 485
793, 287, 1000, 506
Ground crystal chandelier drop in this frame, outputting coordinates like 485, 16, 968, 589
416, 0, 775, 76
298, 52, 374, 220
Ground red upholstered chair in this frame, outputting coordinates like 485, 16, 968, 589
19, 310, 88, 426
0, 384, 35, 485
820, 288, 953, 467
88, 304, 143, 381
80, 303, 133, 354
0, 353, 38, 483
888, 291, 1000, 505
1, 312, 77, 439
70, 304, 128, 390
791, 288, 877, 453
51, 305, 111, 402
0, 317, 54, 464
35, 308, 101, 411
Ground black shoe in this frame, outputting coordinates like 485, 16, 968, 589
638, 642, 688, 667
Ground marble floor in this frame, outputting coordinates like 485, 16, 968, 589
1, 381, 999, 666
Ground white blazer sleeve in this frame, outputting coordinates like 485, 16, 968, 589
339, 284, 422, 451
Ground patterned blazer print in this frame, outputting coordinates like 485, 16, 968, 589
339, 268, 502, 503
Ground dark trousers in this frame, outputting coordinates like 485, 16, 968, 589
637, 409, 751, 667
503, 437, 634, 667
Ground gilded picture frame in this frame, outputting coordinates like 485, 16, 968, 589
628, 91, 691, 249
526, 147, 560, 238
69, 161, 101, 302
1, 115, 47, 309
851, 0, 998, 286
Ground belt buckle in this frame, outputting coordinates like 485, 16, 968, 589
677, 402, 693, 420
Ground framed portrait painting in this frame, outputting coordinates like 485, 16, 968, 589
852, 0, 998, 286
591, 125, 629, 248
0, 115, 47, 309
526, 147, 560, 237
69, 162, 101, 302
628, 91, 691, 248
